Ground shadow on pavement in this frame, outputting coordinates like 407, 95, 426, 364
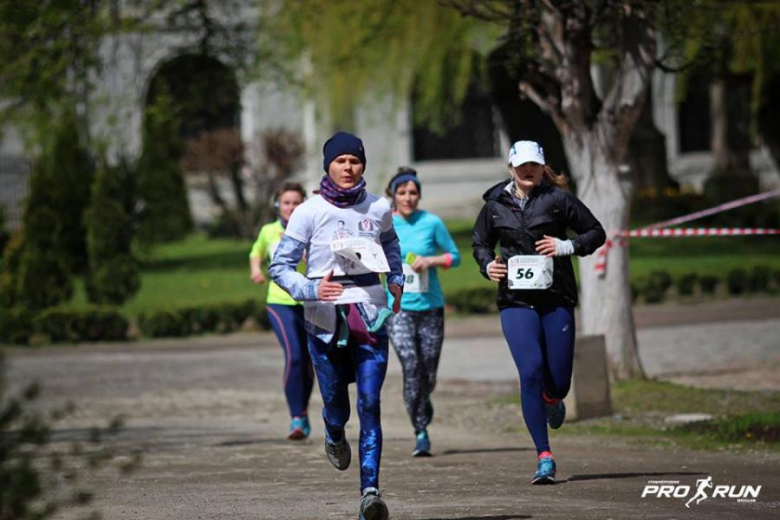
420, 516, 531, 520
439, 447, 532, 456
564, 471, 706, 483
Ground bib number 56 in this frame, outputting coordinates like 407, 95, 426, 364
515, 268, 535, 280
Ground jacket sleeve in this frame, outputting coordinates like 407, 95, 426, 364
472, 203, 499, 279
563, 192, 607, 256
268, 235, 320, 301
380, 228, 404, 288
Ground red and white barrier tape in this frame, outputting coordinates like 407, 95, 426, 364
624, 227, 780, 238
594, 189, 780, 277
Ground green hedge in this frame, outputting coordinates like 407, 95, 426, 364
137, 299, 269, 338
0, 307, 127, 345
447, 287, 498, 314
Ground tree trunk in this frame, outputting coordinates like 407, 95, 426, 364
563, 133, 645, 380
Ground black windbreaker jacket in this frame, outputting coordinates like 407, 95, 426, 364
472, 180, 606, 309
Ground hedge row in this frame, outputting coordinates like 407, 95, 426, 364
0, 307, 129, 345
447, 266, 780, 313
632, 266, 780, 304
1, 299, 272, 345
137, 299, 270, 338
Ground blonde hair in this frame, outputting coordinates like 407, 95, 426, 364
509, 164, 569, 192
542, 165, 569, 189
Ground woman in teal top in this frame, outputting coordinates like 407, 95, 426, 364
249, 182, 313, 440
385, 168, 461, 456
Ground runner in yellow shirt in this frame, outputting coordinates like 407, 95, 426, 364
249, 182, 313, 440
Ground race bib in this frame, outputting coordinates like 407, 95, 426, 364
331, 237, 390, 273
507, 255, 553, 290
402, 263, 429, 293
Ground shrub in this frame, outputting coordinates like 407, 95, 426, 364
748, 265, 771, 293
0, 307, 35, 345
700, 274, 719, 295
137, 300, 263, 338
447, 287, 497, 314
137, 310, 190, 338
34, 309, 129, 343
726, 269, 749, 295
0, 233, 24, 308
15, 161, 74, 310
136, 84, 192, 244
675, 273, 698, 297
85, 159, 140, 305
642, 271, 673, 304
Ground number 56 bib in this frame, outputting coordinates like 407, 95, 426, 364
507, 255, 554, 290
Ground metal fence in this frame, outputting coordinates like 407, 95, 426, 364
0, 155, 31, 231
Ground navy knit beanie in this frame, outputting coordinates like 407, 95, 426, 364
323, 132, 367, 172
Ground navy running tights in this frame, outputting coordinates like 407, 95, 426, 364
267, 304, 314, 418
499, 306, 575, 455
308, 331, 388, 492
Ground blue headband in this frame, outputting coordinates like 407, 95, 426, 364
390, 173, 420, 195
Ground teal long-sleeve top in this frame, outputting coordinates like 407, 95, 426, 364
388, 210, 461, 311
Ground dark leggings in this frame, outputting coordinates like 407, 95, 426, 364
386, 308, 444, 433
267, 304, 314, 418
500, 306, 575, 455
308, 331, 389, 492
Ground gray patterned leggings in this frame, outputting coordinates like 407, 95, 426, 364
386, 308, 445, 433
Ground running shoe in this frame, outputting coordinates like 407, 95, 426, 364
288, 416, 310, 440
359, 487, 389, 520
545, 397, 566, 430
324, 434, 351, 470
532, 455, 557, 485
412, 430, 431, 457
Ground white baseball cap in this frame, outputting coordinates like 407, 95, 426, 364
508, 140, 545, 167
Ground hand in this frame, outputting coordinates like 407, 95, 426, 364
251, 270, 266, 284
389, 283, 403, 313
535, 235, 557, 258
487, 254, 507, 282
317, 269, 344, 301
411, 256, 432, 272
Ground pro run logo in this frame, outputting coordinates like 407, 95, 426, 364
641, 477, 761, 508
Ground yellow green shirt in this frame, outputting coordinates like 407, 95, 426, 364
249, 220, 302, 306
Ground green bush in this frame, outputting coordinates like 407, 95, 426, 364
0, 307, 35, 345
137, 310, 190, 338
0, 234, 23, 308
726, 268, 749, 295
136, 84, 192, 244
34, 308, 129, 343
675, 273, 698, 297
748, 265, 771, 293
642, 270, 673, 304
85, 160, 140, 305
15, 160, 74, 310
137, 300, 263, 338
700, 274, 720, 295
447, 287, 497, 314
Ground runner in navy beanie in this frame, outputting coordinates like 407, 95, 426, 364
323, 131, 367, 172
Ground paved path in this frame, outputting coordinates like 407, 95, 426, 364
5, 305, 780, 520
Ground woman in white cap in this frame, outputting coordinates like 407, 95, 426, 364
270, 132, 403, 520
471, 140, 605, 484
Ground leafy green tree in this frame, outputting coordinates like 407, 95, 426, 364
85, 159, 140, 305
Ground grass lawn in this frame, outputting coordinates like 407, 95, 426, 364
495, 379, 780, 451
63, 220, 780, 317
